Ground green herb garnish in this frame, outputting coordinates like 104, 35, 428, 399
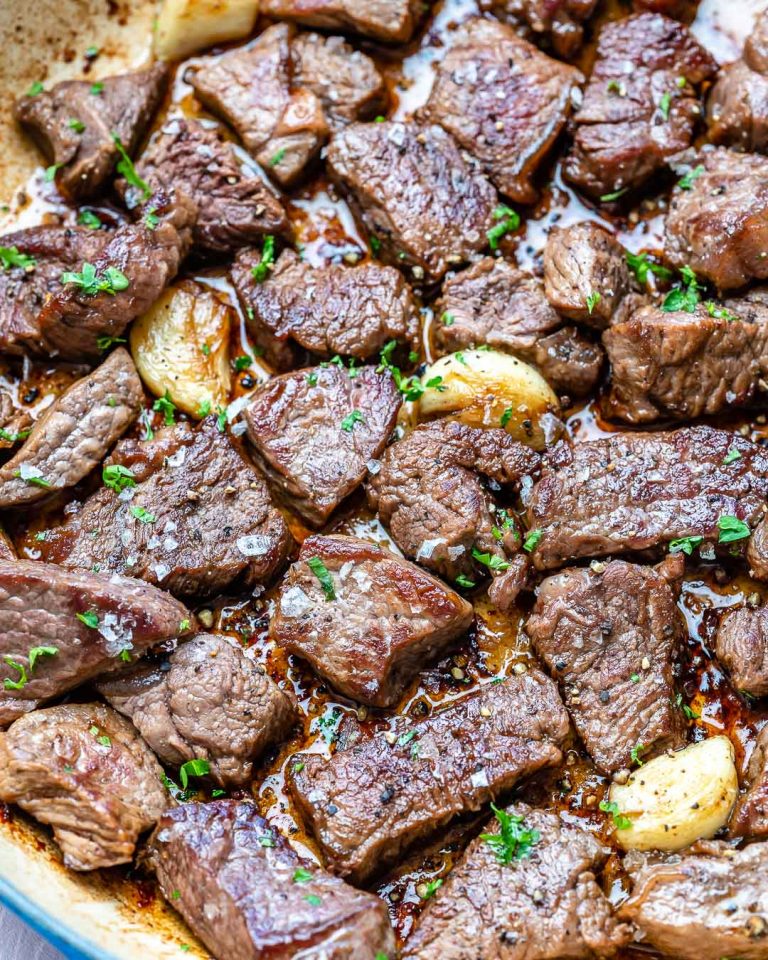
307, 556, 335, 601
480, 804, 540, 864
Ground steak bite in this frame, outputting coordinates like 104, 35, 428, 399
434, 257, 603, 397
327, 121, 499, 282
271, 534, 474, 707
730, 725, 768, 839
0, 559, 193, 727
543, 221, 633, 328
97, 634, 297, 787
0, 225, 106, 356
526, 426, 768, 572
708, 11, 768, 151
603, 300, 768, 423
38, 190, 196, 360
0, 703, 168, 871
0, 348, 143, 509
149, 800, 396, 960
367, 419, 540, 587
564, 14, 716, 200
288, 672, 569, 882
488, 0, 599, 58
36, 418, 290, 598
122, 117, 288, 254
526, 557, 685, 773
619, 842, 768, 960
245, 363, 401, 527
187, 23, 329, 187
232, 249, 418, 369
14, 64, 168, 200
403, 803, 631, 960
421, 17, 582, 204
260, 0, 423, 42
715, 604, 768, 697
665, 148, 768, 291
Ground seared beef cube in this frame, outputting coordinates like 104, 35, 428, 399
288, 672, 569, 882
564, 14, 716, 199
245, 363, 401, 526
730, 725, 768, 839
665, 148, 768, 290
526, 426, 768, 571
543, 222, 632, 328
403, 803, 631, 960
0, 225, 106, 356
603, 302, 768, 423
232, 248, 418, 369
0, 703, 168, 871
327, 121, 498, 282
187, 24, 328, 188
421, 18, 582, 204
97, 634, 296, 787
619, 842, 768, 960
39, 190, 196, 360
708, 11, 768, 151
0, 559, 192, 727
488, 0, 599, 58
434, 257, 603, 397
271, 534, 474, 707
37, 418, 290, 598
715, 604, 768, 697
367, 419, 540, 586
122, 117, 288, 254
0, 348, 142, 508
526, 557, 685, 773
14, 64, 168, 201
149, 800, 396, 960
292, 32, 386, 127
260, 0, 423, 42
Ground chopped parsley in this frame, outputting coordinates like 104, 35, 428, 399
717, 515, 750, 544
599, 799, 631, 830
471, 547, 510, 572
215, 405, 228, 432
26, 81, 44, 97
723, 448, 742, 465
179, 619, 191, 632
661, 265, 702, 313
258, 833, 276, 847
292, 868, 313, 884
418, 878, 443, 899
369, 234, 381, 256
0, 246, 37, 271
306, 371, 318, 386
197, 399, 212, 418
131, 506, 156, 524
500, 406, 513, 428
233, 354, 253, 371
28, 646, 58, 671
625, 251, 672, 286
269, 148, 286, 167
523, 529, 542, 553
76, 610, 100, 629
668, 535, 703, 556
441, 311, 455, 326
705, 300, 739, 322
307, 556, 335, 601
658, 91, 672, 121
455, 574, 476, 589
682, 703, 700, 720
630, 743, 646, 766
144, 207, 159, 230
3, 659, 28, 691
96, 335, 126, 351
586, 291, 601, 315
67, 118, 86, 133
304, 894, 322, 906
251, 235, 276, 283
90, 82, 104, 95
600, 187, 628, 202
179, 758, 211, 790
60, 262, 129, 296
153, 391, 176, 425
0, 428, 29, 444
103, 463, 136, 493
44, 163, 61, 182
112, 133, 151, 200
13, 469, 50, 488
341, 410, 364, 432
487, 205, 520, 251
678, 164, 705, 190
480, 804, 540, 864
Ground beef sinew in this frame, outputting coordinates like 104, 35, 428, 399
149, 800, 396, 960
543, 221, 633, 328
260, 0, 423, 43
327, 121, 499, 282
422, 17, 582, 204
603, 298, 768, 423
271, 534, 474, 707
403, 803, 631, 960
245, 363, 401, 526
288, 672, 569, 882
38, 190, 196, 360
232, 249, 418, 369
368, 419, 540, 586
665, 147, 768, 290
619, 842, 768, 960
97, 634, 296, 787
434, 256, 604, 397
526, 557, 685, 773
0, 559, 193, 726
36, 417, 290, 598
0, 703, 168, 871
707, 9, 768, 151
730, 724, 768, 839
0, 348, 143, 509
525, 426, 768, 572
122, 117, 288, 254
715, 603, 768, 697
0, 225, 106, 356
14, 64, 168, 200
564, 13, 716, 199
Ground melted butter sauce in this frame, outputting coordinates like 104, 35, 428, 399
2, 0, 767, 953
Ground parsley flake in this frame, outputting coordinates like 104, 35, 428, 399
586, 291, 601, 315
131, 506, 156, 524
472, 547, 510, 572
480, 805, 540, 865
307, 556, 335, 601
668, 535, 703, 556
678, 164, 705, 190
599, 799, 632, 830
717, 515, 750, 544
153, 391, 176, 425
293, 868, 313, 884
625, 251, 672, 286
487, 205, 520, 251
77, 610, 99, 628
112, 133, 151, 200
60, 262, 129, 296
0, 246, 36, 271
179, 758, 211, 790
523, 529, 542, 552
341, 410, 364, 432
103, 463, 136, 493
251, 236, 276, 283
